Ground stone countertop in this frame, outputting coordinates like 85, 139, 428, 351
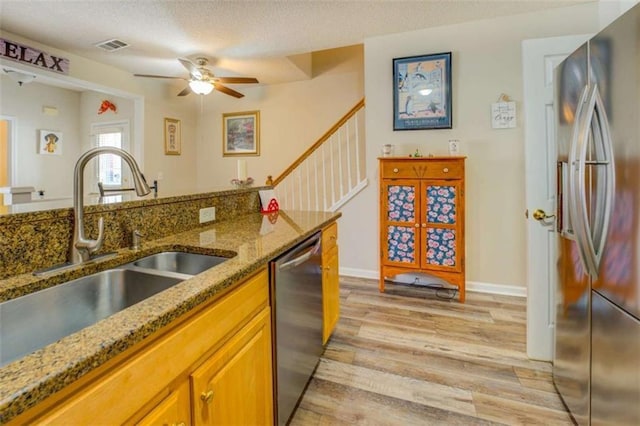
0, 210, 340, 423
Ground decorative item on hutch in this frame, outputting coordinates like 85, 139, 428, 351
378, 156, 466, 302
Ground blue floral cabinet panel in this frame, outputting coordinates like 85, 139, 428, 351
387, 185, 416, 222
425, 228, 456, 266
426, 185, 456, 224
387, 226, 416, 263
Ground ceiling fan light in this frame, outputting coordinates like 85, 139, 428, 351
189, 80, 213, 95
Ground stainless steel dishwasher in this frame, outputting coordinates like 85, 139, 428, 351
270, 232, 323, 425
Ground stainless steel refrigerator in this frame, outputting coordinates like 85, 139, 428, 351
554, 5, 640, 425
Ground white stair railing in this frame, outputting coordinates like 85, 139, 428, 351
268, 99, 367, 212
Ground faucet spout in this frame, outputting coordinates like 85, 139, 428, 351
71, 147, 150, 264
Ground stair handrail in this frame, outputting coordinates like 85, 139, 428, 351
266, 98, 365, 186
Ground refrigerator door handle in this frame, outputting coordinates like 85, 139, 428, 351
569, 84, 616, 278
587, 84, 616, 276
567, 84, 596, 276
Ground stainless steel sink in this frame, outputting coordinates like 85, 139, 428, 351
131, 251, 230, 275
0, 268, 183, 368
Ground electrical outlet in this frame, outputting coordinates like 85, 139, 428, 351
448, 139, 460, 155
199, 207, 216, 224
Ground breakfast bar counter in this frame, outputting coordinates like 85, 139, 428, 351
0, 209, 340, 424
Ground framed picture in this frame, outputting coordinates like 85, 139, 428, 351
164, 117, 181, 155
223, 110, 260, 156
39, 130, 62, 155
393, 52, 452, 130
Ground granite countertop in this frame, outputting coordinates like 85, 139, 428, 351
0, 210, 340, 424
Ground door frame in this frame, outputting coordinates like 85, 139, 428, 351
0, 115, 17, 185
522, 34, 590, 361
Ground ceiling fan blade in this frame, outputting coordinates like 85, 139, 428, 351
177, 86, 192, 96
215, 77, 259, 84
214, 83, 244, 98
134, 74, 186, 80
178, 58, 203, 80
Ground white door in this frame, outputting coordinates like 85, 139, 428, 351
522, 34, 590, 361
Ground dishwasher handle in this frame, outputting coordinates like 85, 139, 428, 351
278, 235, 321, 271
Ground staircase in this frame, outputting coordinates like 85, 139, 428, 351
267, 99, 367, 212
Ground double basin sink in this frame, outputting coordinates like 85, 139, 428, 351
0, 251, 232, 368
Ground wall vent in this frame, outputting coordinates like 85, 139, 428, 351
95, 39, 129, 52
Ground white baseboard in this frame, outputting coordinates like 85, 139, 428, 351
466, 281, 527, 297
339, 267, 527, 298
339, 267, 379, 280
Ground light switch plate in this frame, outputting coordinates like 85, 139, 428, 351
199, 207, 216, 223
448, 139, 460, 155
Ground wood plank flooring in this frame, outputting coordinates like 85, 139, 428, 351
290, 277, 572, 425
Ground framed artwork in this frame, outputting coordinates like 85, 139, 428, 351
39, 130, 62, 155
164, 117, 181, 155
223, 110, 260, 156
393, 52, 452, 130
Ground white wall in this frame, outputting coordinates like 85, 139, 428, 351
0, 76, 81, 198
339, 2, 621, 288
195, 46, 364, 190
139, 78, 199, 196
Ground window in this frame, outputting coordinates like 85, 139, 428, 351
96, 131, 122, 185
90, 121, 130, 190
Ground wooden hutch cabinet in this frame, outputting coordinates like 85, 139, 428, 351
379, 157, 466, 302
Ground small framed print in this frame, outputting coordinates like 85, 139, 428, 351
491, 101, 517, 129
393, 52, 452, 130
39, 130, 62, 155
164, 117, 181, 155
223, 110, 260, 156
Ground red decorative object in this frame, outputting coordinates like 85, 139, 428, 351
261, 198, 279, 213
266, 211, 279, 224
98, 100, 117, 114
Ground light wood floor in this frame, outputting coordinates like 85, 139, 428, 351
290, 276, 572, 426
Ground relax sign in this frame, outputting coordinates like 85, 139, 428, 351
1, 38, 69, 74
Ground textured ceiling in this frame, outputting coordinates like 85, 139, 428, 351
0, 0, 590, 84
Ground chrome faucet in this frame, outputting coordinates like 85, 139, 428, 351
71, 147, 150, 263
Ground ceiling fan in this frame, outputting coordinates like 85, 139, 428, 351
134, 57, 258, 98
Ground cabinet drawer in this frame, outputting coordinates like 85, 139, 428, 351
322, 222, 338, 253
381, 160, 463, 180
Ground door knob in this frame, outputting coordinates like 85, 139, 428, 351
532, 209, 555, 221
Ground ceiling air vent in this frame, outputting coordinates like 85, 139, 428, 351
94, 39, 129, 52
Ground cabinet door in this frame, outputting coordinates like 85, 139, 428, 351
381, 180, 421, 268
136, 381, 190, 426
422, 180, 462, 271
322, 245, 340, 344
191, 307, 273, 426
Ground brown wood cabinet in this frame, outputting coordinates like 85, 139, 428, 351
322, 222, 340, 344
191, 308, 273, 425
136, 381, 190, 426
379, 157, 466, 302
10, 268, 273, 426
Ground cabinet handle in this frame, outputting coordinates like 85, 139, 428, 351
393, 168, 399, 173
443, 167, 449, 173
330, 235, 336, 240
200, 390, 214, 404
414, 223, 420, 228
422, 223, 427, 228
